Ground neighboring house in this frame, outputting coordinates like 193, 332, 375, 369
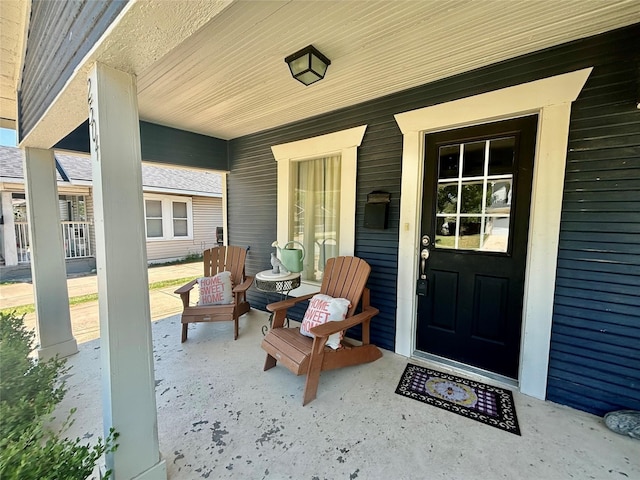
0, 146, 223, 269
2, 2, 638, 477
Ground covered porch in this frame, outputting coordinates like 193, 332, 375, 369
3, 0, 639, 478
57, 310, 638, 479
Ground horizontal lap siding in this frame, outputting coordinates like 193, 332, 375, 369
146, 196, 222, 262
228, 25, 640, 411
20, 0, 128, 139
549, 37, 640, 415
192, 197, 223, 252
225, 145, 277, 288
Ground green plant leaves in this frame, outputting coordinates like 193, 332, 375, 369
0, 312, 117, 479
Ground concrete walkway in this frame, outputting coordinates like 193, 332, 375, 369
0, 262, 202, 344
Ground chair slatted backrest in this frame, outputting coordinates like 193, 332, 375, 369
320, 257, 371, 316
203, 246, 247, 285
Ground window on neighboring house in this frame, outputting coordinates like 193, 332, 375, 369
144, 195, 193, 240
172, 201, 188, 237
145, 199, 164, 238
58, 195, 87, 221
272, 125, 367, 291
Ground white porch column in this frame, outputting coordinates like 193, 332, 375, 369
1, 191, 18, 266
23, 148, 78, 360
88, 62, 166, 480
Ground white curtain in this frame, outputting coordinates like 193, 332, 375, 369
291, 155, 341, 282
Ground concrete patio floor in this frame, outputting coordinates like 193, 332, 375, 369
52, 309, 638, 480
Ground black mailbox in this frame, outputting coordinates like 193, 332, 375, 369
364, 191, 390, 229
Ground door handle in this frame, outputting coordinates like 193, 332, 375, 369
417, 235, 431, 296
420, 248, 429, 278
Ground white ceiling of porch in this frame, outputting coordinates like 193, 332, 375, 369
136, 0, 639, 140
2, 0, 639, 146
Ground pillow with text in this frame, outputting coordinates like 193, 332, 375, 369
197, 271, 233, 305
300, 294, 350, 349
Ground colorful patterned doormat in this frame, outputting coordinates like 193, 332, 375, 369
395, 363, 521, 435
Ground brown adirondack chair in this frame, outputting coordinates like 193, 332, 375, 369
261, 256, 382, 405
174, 246, 253, 342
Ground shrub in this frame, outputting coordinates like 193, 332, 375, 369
0, 312, 117, 479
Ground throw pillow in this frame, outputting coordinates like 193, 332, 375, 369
300, 294, 351, 349
197, 271, 233, 305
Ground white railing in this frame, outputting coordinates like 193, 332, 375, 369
15, 222, 30, 263
62, 221, 92, 259
14, 221, 93, 263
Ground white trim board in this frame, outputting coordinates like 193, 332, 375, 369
393, 68, 592, 400
142, 186, 222, 198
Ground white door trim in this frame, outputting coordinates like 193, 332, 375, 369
393, 68, 592, 400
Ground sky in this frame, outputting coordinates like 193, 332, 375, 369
0, 128, 17, 147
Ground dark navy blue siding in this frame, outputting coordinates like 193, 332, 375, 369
228, 24, 640, 414
19, 0, 128, 140
548, 39, 640, 415
139, 122, 228, 171
55, 120, 229, 171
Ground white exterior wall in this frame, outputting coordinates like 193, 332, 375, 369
145, 196, 222, 262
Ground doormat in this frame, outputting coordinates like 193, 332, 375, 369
395, 363, 521, 435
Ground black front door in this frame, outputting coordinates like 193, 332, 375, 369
416, 116, 537, 378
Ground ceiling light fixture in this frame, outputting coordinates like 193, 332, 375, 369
284, 45, 331, 86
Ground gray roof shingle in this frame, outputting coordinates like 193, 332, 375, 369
0, 146, 222, 195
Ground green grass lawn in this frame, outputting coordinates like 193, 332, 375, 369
436, 234, 484, 249
0, 276, 195, 317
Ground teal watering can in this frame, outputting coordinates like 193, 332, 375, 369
277, 241, 305, 273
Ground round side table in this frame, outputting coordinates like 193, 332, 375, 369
255, 270, 301, 335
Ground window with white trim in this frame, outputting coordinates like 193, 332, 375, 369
144, 194, 193, 240
291, 154, 341, 282
272, 125, 367, 292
